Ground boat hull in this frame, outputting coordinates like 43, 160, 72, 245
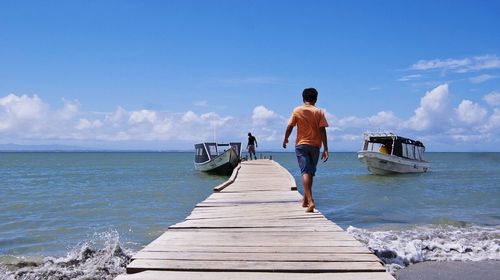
194, 148, 239, 175
357, 151, 430, 175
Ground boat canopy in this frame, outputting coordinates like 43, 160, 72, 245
194, 142, 242, 164
362, 133, 426, 161
367, 135, 424, 147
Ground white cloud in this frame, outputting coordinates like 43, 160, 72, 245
152, 118, 173, 135
252, 105, 278, 125
260, 127, 279, 141
200, 112, 232, 127
129, 110, 157, 124
411, 58, 469, 71
105, 106, 127, 125
409, 55, 500, 74
0, 93, 240, 144
2, 89, 500, 151
0, 94, 47, 120
76, 118, 103, 130
0, 94, 48, 132
469, 74, 497, 83
337, 116, 365, 128
398, 74, 422, 82
483, 91, 500, 106
455, 100, 487, 124
328, 111, 402, 145
406, 84, 449, 131
368, 111, 401, 127
464, 55, 500, 72
57, 99, 80, 120
484, 108, 500, 131
181, 111, 200, 123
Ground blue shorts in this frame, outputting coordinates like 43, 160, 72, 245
295, 144, 320, 176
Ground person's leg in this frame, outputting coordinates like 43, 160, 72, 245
250, 146, 256, 160
302, 173, 315, 212
305, 146, 320, 212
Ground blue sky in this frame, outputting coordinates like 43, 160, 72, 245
1, 1, 500, 151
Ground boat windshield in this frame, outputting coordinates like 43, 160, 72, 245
204, 143, 218, 157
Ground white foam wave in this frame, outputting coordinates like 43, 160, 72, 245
0, 230, 132, 280
347, 224, 500, 274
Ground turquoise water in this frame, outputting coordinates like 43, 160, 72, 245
0, 152, 499, 278
0, 152, 223, 257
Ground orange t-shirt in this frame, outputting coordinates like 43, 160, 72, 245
288, 104, 329, 148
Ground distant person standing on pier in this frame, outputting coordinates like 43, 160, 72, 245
282, 88, 329, 213
247, 132, 258, 160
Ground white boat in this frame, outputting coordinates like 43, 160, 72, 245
194, 142, 241, 175
357, 133, 430, 175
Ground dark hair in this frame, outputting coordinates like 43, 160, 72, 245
248, 132, 252, 136
302, 88, 318, 102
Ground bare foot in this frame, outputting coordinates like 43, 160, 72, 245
301, 198, 308, 208
306, 203, 315, 213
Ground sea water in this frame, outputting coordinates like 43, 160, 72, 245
0, 152, 498, 278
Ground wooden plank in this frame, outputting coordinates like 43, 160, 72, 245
132, 251, 381, 262
127, 259, 386, 274
117, 271, 395, 280
166, 226, 345, 232
152, 231, 359, 242
187, 210, 329, 219
186, 212, 327, 220
169, 220, 339, 229
189, 204, 314, 213
153, 230, 354, 238
145, 238, 365, 248
145, 240, 365, 248
138, 245, 373, 254
174, 215, 331, 222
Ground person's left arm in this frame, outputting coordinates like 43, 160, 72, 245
320, 127, 329, 162
319, 110, 329, 162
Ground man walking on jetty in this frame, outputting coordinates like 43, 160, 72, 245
247, 132, 258, 160
283, 88, 329, 213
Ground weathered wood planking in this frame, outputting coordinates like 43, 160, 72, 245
117, 160, 394, 280
116, 271, 394, 280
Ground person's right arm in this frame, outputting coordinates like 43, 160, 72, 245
283, 125, 294, 149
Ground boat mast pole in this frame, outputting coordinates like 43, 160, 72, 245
391, 136, 395, 155
213, 122, 216, 143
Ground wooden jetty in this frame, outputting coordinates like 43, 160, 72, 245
116, 160, 394, 280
